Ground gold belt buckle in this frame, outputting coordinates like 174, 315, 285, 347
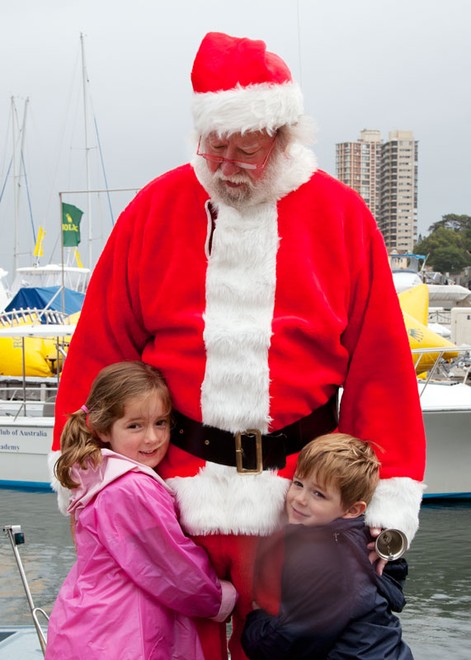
235, 430, 263, 474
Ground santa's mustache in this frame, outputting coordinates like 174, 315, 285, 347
213, 172, 254, 187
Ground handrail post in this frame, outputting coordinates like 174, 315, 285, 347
3, 525, 48, 656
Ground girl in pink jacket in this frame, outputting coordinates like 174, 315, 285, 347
46, 361, 236, 660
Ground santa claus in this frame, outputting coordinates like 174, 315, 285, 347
51, 32, 425, 660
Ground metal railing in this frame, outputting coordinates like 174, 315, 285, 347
3, 525, 49, 656
0, 308, 69, 327
412, 345, 471, 395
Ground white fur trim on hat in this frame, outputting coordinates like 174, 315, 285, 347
192, 81, 304, 136
365, 476, 426, 546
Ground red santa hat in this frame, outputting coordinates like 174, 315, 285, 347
191, 32, 304, 136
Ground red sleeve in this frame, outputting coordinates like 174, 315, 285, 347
339, 226, 425, 481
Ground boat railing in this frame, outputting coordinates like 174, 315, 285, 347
0, 308, 69, 326
0, 376, 58, 419
3, 525, 49, 656
0, 375, 58, 398
412, 345, 471, 396
427, 308, 452, 326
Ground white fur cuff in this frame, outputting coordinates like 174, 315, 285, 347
365, 477, 426, 546
48, 450, 71, 516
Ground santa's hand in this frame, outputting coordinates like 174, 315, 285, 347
367, 526, 388, 576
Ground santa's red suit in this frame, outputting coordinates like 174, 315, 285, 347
51, 32, 425, 660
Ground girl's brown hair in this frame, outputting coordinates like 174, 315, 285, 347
295, 433, 381, 508
54, 361, 172, 489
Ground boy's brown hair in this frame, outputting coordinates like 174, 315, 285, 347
295, 433, 381, 508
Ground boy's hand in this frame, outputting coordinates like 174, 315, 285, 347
367, 526, 388, 576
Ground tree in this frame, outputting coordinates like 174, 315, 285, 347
428, 246, 470, 274
415, 214, 471, 275
428, 214, 471, 234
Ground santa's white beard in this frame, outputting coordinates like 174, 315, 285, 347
193, 148, 289, 210
210, 172, 256, 206
192, 139, 318, 212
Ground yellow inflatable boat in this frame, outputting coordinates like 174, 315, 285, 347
398, 284, 458, 372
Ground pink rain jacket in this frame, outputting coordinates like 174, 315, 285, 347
45, 450, 236, 659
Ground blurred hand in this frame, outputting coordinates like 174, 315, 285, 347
367, 526, 388, 576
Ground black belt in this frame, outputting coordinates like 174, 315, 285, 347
171, 395, 338, 474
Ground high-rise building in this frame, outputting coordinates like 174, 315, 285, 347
379, 131, 418, 253
336, 129, 418, 252
335, 129, 382, 219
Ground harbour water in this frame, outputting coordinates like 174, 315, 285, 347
1, 490, 470, 659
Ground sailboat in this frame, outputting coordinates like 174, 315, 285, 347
0, 35, 135, 377
0, 96, 91, 308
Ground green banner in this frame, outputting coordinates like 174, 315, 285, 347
62, 203, 84, 247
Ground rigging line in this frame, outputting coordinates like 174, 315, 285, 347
82, 49, 115, 228
93, 114, 115, 226
0, 103, 13, 175
20, 151, 36, 243
43, 46, 82, 260
0, 158, 13, 204
46, 232, 60, 266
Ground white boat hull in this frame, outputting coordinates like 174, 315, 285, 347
422, 409, 471, 497
419, 380, 471, 499
0, 416, 51, 489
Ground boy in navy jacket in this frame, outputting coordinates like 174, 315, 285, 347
242, 433, 413, 659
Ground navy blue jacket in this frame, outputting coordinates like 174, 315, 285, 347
241, 516, 413, 659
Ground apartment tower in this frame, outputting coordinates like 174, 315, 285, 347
336, 129, 418, 252
335, 129, 382, 219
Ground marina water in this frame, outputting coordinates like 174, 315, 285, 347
1, 490, 470, 659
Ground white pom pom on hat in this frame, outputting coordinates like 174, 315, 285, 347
191, 32, 304, 136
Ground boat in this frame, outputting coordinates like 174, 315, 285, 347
0, 285, 86, 381
398, 283, 459, 373
413, 345, 471, 499
390, 252, 427, 293
0, 626, 44, 659
0, 323, 76, 490
0, 269, 9, 310
10, 264, 90, 296
427, 283, 471, 309
0, 97, 91, 324
390, 252, 471, 310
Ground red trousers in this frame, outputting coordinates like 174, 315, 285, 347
192, 534, 263, 660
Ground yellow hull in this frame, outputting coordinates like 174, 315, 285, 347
0, 312, 78, 377
0, 335, 58, 377
398, 285, 458, 372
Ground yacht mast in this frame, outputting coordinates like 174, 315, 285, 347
12, 97, 30, 275
80, 33, 93, 268
11, 97, 18, 275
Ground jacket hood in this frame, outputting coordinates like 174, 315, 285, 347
68, 448, 173, 515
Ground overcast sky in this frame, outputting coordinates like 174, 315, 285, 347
1, 0, 470, 277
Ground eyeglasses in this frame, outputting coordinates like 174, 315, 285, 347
196, 136, 277, 171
